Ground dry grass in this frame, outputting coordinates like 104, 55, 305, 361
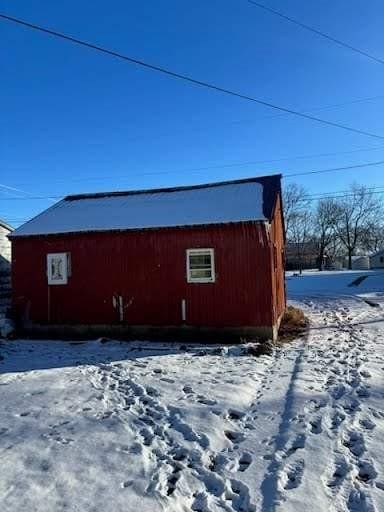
278, 306, 309, 342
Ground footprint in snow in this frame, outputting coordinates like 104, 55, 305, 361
227, 409, 245, 421
171, 447, 188, 462
261, 437, 275, 447
370, 408, 384, 419
342, 398, 360, 414
357, 460, 377, 483
224, 430, 245, 444
330, 384, 347, 400
191, 492, 209, 512
281, 459, 305, 490
330, 410, 346, 431
197, 396, 217, 406
166, 463, 182, 496
208, 453, 229, 472
356, 386, 370, 398
120, 480, 133, 489
160, 378, 175, 384
138, 414, 156, 427
347, 487, 375, 511
286, 433, 306, 455
139, 427, 154, 446
359, 417, 376, 431
145, 386, 161, 397
238, 452, 252, 472
309, 416, 322, 435
342, 431, 365, 457
326, 457, 349, 490
227, 479, 256, 512
308, 399, 326, 411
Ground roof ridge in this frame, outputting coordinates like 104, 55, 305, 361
64, 173, 282, 201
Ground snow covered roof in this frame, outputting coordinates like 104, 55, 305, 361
370, 248, 384, 258
10, 174, 281, 238
349, 255, 370, 261
0, 219, 13, 232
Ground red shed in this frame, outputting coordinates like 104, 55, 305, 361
10, 174, 285, 340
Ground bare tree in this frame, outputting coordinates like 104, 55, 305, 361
283, 183, 310, 240
332, 184, 383, 269
359, 222, 384, 253
289, 209, 313, 274
314, 199, 337, 270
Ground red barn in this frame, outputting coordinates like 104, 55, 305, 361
10, 174, 285, 341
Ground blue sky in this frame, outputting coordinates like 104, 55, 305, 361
1, 0, 384, 226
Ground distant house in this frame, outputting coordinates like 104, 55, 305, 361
10, 175, 286, 341
370, 249, 384, 269
0, 219, 13, 272
345, 255, 370, 270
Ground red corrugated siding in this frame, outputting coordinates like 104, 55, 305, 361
269, 194, 286, 322
12, 222, 277, 328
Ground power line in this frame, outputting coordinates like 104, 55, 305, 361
297, 189, 384, 203
0, 196, 62, 200
1, 159, 384, 200
284, 159, 384, 178
4, 187, 384, 225
95, 93, 384, 145
4, 189, 384, 224
303, 186, 384, 198
228, 94, 384, 126
0, 12, 383, 140
247, 0, 384, 65
4, 143, 384, 188
302, 185, 384, 199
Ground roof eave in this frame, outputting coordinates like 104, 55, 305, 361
9, 219, 267, 239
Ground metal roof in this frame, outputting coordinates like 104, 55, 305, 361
10, 174, 281, 238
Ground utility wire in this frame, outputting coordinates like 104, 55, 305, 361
284, 159, 384, 178
105, 93, 384, 145
297, 189, 384, 203
4, 187, 384, 225
0, 12, 383, 140
1, 160, 384, 200
5, 189, 384, 225
302, 185, 384, 199
4, 144, 384, 189
247, 0, 384, 65
5, 187, 384, 206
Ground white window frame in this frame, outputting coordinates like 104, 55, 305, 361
47, 253, 69, 285
186, 248, 215, 283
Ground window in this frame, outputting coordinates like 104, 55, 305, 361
380, 256, 384, 263
186, 248, 215, 283
47, 253, 70, 285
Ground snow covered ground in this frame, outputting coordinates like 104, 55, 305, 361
1, 271, 384, 511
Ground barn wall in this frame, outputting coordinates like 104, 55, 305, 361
11, 223, 276, 334
269, 194, 286, 324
